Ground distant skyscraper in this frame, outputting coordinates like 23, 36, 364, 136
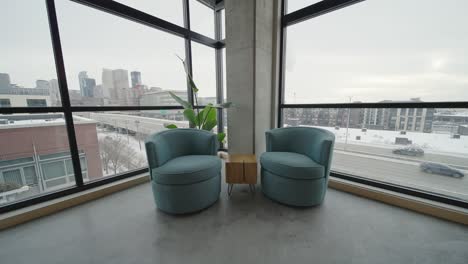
101, 69, 130, 105
0, 73, 11, 89
112, 69, 130, 89
49, 79, 61, 106
36, 80, 50, 90
130, 71, 142, 88
78, 71, 88, 97
83, 78, 96, 97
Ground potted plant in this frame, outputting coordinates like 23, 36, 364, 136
165, 56, 232, 144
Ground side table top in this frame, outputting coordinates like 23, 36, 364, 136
225, 154, 257, 163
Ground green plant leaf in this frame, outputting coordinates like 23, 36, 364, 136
199, 104, 211, 118
199, 105, 216, 128
183, 108, 198, 128
217, 132, 226, 143
165, 124, 178, 129
169, 91, 192, 109
202, 119, 217, 131
212, 102, 233, 109
188, 78, 199, 94
176, 54, 199, 93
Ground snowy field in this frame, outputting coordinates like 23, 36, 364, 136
306, 126, 468, 156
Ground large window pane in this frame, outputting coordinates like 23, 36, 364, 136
0, 113, 84, 205
283, 108, 468, 202
56, 0, 187, 106
115, 0, 183, 26
0, 1, 61, 107
190, 0, 215, 39
73, 111, 190, 180
284, 0, 468, 104
192, 42, 217, 105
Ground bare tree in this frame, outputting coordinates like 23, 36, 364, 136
100, 136, 113, 174
100, 136, 128, 175
128, 155, 147, 170
99, 135, 147, 175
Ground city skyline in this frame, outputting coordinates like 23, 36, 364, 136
0, 0, 217, 100
0, 69, 217, 107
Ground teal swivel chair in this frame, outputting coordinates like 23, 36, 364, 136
260, 127, 335, 206
145, 129, 221, 214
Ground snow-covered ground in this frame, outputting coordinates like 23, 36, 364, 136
307, 126, 468, 156
96, 129, 147, 176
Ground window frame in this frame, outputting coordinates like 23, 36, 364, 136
277, 0, 468, 209
0, 0, 225, 213
0, 99, 12, 107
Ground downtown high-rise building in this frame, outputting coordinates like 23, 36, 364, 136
49, 79, 61, 106
78, 71, 96, 98
36, 80, 50, 90
102, 69, 130, 105
130, 71, 142, 88
0, 73, 11, 89
78, 71, 88, 96
83, 78, 96, 98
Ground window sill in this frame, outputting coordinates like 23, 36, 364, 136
328, 177, 468, 225
0, 173, 150, 231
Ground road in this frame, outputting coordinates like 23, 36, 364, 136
89, 112, 189, 135
332, 150, 468, 201
335, 142, 468, 169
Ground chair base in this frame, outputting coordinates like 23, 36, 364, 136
152, 174, 221, 214
261, 169, 327, 207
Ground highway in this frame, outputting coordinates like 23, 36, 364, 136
335, 142, 468, 169
88, 112, 189, 135
332, 151, 468, 201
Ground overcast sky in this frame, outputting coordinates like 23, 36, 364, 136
1, 0, 467, 103
0, 0, 216, 98
285, 0, 468, 103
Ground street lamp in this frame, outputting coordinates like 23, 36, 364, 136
125, 120, 129, 143
344, 96, 353, 151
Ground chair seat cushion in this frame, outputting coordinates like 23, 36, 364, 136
260, 152, 324, 180
153, 155, 221, 185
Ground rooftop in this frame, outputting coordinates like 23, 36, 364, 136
0, 114, 96, 129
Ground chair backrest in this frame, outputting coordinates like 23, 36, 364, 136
145, 129, 218, 169
265, 126, 335, 176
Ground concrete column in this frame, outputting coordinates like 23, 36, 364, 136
225, 0, 279, 156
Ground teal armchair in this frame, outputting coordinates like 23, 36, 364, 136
145, 129, 221, 214
260, 127, 335, 206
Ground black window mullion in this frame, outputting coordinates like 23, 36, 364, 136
215, 8, 224, 146
280, 102, 468, 109
284, 0, 364, 26
45, 0, 84, 187
72, 0, 220, 48
183, 0, 195, 107
277, 0, 287, 127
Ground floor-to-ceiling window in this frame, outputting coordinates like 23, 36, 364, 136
279, 0, 468, 207
0, 0, 225, 212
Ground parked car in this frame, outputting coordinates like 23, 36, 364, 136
420, 162, 465, 178
392, 146, 424, 156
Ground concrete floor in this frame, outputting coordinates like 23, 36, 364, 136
0, 181, 467, 264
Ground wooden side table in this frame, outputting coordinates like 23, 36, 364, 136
225, 154, 257, 195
